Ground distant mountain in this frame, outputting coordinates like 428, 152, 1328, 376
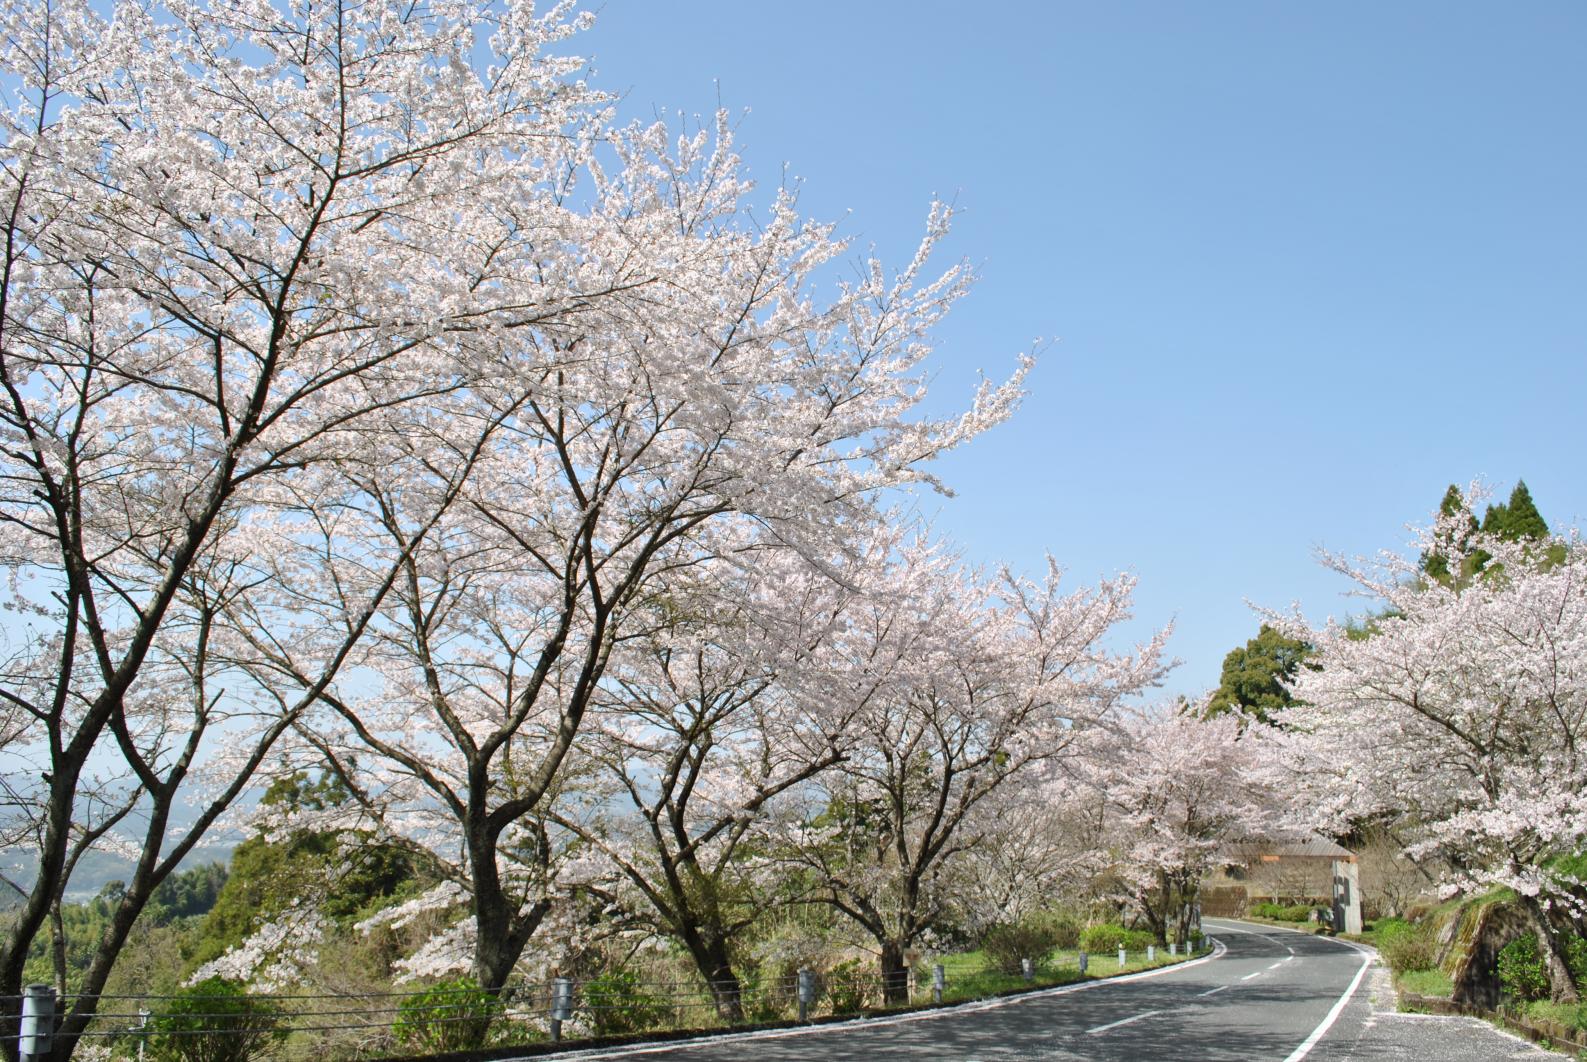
1, 844, 235, 906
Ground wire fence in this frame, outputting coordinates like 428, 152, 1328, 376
8, 939, 1206, 1060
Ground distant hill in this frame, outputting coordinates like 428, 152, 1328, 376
1, 844, 235, 907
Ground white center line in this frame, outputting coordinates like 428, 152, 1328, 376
1198, 985, 1230, 997
1086, 1009, 1164, 1035
1241, 970, 1263, 980
1268, 961, 1286, 970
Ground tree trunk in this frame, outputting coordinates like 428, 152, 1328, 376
49, 902, 67, 998
879, 941, 910, 1007
1138, 872, 1169, 945
1519, 893, 1580, 1003
689, 937, 744, 1023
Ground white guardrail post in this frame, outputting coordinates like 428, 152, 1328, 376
19, 985, 55, 1062
549, 977, 573, 1042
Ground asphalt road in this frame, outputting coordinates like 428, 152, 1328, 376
544, 920, 1565, 1061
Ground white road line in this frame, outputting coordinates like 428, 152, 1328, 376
1241, 971, 1263, 980
1279, 941, 1374, 1062
1267, 961, 1285, 970
1198, 985, 1230, 997
1086, 1009, 1164, 1035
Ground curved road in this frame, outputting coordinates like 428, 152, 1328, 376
546, 920, 1560, 1061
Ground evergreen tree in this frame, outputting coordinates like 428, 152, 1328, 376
1421, 484, 1484, 584
1482, 479, 1550, 542
1204, 625, 1313, 725
189, 773, 426, 968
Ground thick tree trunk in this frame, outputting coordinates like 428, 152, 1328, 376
688, 937, 743, 1023
879, 941, 910, 1007
1138, 871, 1170, 945
1519, 893, 1580, 1003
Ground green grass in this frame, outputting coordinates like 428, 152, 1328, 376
1526, 999, 1587, 1034
928, 944, 1188, 1005
1397, 968, 1453, 998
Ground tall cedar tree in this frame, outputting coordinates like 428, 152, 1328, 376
1482, 480, 1550, 541
1421, 485, 1484, 584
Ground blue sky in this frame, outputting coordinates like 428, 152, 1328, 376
579, 1, 1586, 697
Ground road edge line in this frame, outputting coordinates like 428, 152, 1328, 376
543, 939, 1230, 1060
1277, 935, 1375, 1062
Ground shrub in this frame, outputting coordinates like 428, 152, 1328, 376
394, 977, 501, 1053
1251, 902, 1312, 922
1376, 921, 1439, 974
1566, 933, 1587, 987
147, 977, 286, 1062
1497, 935, 1550, 1002
982, 917, 1062, 976
581, 967, 670, 1035
1078, 924, 1153, 954
825, 958, 870, 1015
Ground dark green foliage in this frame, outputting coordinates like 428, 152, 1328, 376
146, 977, 286, 1062
1421, 485, 1487, 585
1204, 625, 1313, 724
393, 978, 501, 1053
1249, 902, 1312, 922
190, 771, 425, 968
149, 864, 229, 922
582, 967, 670, 1035
1498, 935, 1551, 1002
1567, 935, 1587, 987
1077, 924, 1153, 953
1482, 480, 1550, 542
23, 865, 227, 992
1424, 480, 1555, 587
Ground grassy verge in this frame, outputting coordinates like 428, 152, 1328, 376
1397, 968, 1453, 998
932, 944, 1189, 1004
1524, 1000, 1587, 1035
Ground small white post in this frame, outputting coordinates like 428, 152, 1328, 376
1021, 957, 1033, 983
137, 1007, 151, 1062
1170, 941, 1178, 957
1117, 945, 1126, 969
19, 985, 55, 1062
932, 963, 945, 1004
797, 968, 815, 1021
1078, 951, 1088, 975
1147, 944, 1155, 963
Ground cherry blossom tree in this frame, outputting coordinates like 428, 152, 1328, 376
2, 0, 1032, 1038
1274, 505, 1587, 1001
233, 103, 1028, 996
939, 780, 1110, 942
784, 544, 1168, 1004
0, 0, 624, 1046
1079, 707, 1287, 945
549, 546, 887, 1020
